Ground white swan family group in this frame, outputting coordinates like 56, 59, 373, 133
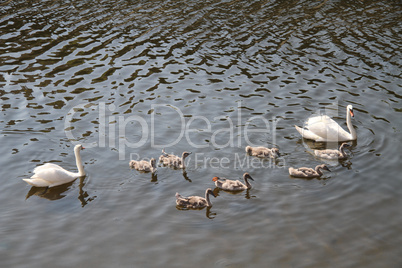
24, 105, 357, 208
290, 105, 355, 177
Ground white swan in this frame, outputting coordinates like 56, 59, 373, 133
295, 105, 356, 142
23, 144, 85, 187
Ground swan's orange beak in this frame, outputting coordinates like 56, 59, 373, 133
212, 177, 219, 182
349, 109, 354, 118
82, 146, 85, 150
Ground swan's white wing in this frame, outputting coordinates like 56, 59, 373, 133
33, 163, 65, 174
306, 115, 350, 141
31, 168, 78, 186
295, 125, 323, 141
23, 178, 52, 187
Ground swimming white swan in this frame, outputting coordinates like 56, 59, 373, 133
245, 146, 280, 158
175, 188, 216, 208
129, 158, 157, 173
295, 105, 356, 142
23, 144, 85, 187
289, 164, 330, 178
159, 149, 191, 169
212, 172, 254, 191
314, 143, 351, 160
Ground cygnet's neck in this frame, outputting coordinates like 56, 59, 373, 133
205, 191, 212, 206
315, 166, 324, 176
244, 176, 252, 189
150, 160, 156, 173
181, 154, 188, 168
339, 145, 348, 157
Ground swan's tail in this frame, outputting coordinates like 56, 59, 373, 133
23, 178, 34, 185
22, 178, 49, 187
294, 125, 304, 136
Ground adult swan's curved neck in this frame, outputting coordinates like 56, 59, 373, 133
74, 146, 86, 176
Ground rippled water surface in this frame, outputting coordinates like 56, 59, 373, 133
1, 0, 402, 267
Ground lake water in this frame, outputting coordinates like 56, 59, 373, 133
1, 0, 401, 267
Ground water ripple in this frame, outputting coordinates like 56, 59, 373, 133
1, 0, 402, 267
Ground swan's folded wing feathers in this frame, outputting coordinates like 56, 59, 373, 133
295, 125, 322, 141
307, 115, 350, 141
32, 168, 76, 184
297, 167, 313, 176
23, 178, 51, 187
307, 115, 336, 137
33, 163, 65, 174
306, 114, 333, 125
233, 180, 243, 186
228, 180, 244, 190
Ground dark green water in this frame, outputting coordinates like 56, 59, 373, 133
1, 0, 401, 267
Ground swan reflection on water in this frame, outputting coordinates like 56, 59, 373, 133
150, 173, 158, 183
176, 203, 216, 220
181, 170, 191, 183
213, 187, 255, 200
131, 169, 159, 183
130, 166, 188, 183
25, 176, 96, 207
175, 204, 217, 220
